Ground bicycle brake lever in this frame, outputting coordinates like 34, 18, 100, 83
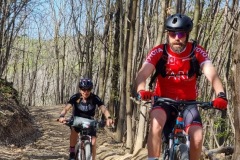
199, 102, 212, 110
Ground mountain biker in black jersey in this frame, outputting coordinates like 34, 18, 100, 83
58, 78, 113, 160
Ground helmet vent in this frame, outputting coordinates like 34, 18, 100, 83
165, 13, 193, 32
173, 18, 178, 24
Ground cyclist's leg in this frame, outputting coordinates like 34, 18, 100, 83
91, 136, 96, 160
70, 127, 78, 147
187, 125, 203, 160
90, 129, 97, 160
147, 107, 167, 158
69, 127, 78, 159
183, 105, 203, 160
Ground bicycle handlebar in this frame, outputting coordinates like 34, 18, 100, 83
57, 118, 115, 129
153, 96, 213, 110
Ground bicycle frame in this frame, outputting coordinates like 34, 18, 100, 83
66, 117, 105, 160
163, 108, 190, 160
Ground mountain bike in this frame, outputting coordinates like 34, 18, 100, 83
64, 117, 105, 160
152, 96, 215, 160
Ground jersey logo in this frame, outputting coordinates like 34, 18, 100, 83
77, 103, 94, 112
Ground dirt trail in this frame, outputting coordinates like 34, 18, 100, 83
0, 105, 147, 160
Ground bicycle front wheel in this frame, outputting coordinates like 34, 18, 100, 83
162, 143, 170, 160
84, 140, 92, 160
75, 142, 86, 160
175, 144, 189, 160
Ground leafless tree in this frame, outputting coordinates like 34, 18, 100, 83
0, 1, 31, 77
230, 1, 240, 159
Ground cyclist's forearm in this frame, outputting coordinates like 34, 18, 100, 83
100, 105, 111, 119
136, 72, 147, 92
135, 63, 155, 92
203, 62, 225, 94
60, 104, 72, 117
104, 111, 111, 119
211, 76, 225, 94
59, 110, 67, 117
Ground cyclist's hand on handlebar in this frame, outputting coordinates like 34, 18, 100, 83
106, 117, 115, 128
137, 90, 153, 101
212, 92, 228, 110
58, 117, 67, 123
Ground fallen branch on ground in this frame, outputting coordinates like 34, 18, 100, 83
202, 146, 234, 160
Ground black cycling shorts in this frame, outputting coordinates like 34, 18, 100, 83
152, 103, 202, 142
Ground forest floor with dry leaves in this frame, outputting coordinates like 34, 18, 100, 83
0, 104, 148, 160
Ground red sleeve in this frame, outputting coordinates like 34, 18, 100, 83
145, 44, 164, 67
194, 45, 211, 66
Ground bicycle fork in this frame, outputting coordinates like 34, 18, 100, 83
78, 135, 92, 160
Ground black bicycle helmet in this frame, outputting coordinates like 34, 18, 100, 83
165, 13, 193, 32
79, 78, 93, 90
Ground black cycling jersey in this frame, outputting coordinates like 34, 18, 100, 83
67, 93, 104, 119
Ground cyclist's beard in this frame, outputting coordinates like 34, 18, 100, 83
167, 39, 187, 54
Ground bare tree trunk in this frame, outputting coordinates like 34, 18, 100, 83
154, 0, 167, 46
61, 34, 67, 104
109, 0, 121, 128
54, 27, 60, 104
175, 0, 182, 13
192, 0, 200, 40
131, 1, 141, 147
70, 0, 84, 78
50, 1, 61, 104
232, 11, 240, 160
126, 0, 138, 151
27, 35, 41, 106
133, 102, 148, 154
98, 0, 110, 99
20, 39, 26, 102
0, 1, 29, 76
116, 0, 126, 143
132, 0, 141, 78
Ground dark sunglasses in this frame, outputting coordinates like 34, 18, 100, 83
80, 89, 91, 92
168, 31, 187, 39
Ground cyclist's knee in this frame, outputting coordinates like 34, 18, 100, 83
70, 127, 78, 136
91, 136, 97, 145
150, 107, 166, 118
188, 125, 203, 146
188, 125, 203, 136
149, 108, 166, 132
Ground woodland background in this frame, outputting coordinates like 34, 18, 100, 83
0, 0, 239, 159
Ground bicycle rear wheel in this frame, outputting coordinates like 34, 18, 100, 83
175, 144, 189, 160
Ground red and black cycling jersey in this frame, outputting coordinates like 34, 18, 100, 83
145, 42, 211, 100
67, 93, 104, 119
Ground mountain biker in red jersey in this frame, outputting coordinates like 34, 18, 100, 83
135, 13, 228, 160
58, 78, 113, 160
